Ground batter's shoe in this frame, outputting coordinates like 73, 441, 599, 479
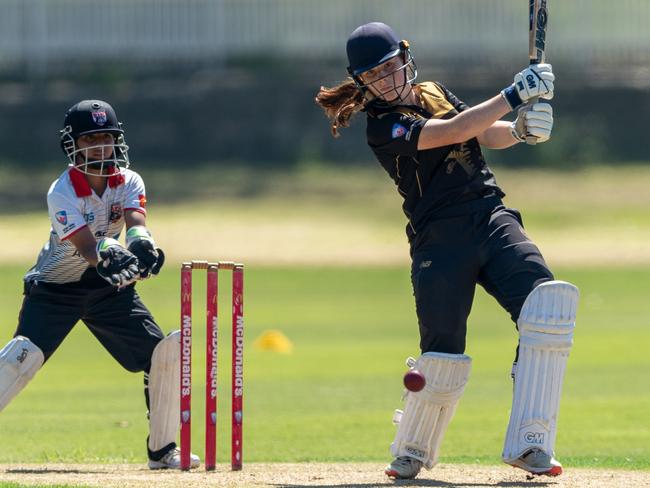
385, 456, 422, 479
148, 447, 200, 470
506, 448, 563, 476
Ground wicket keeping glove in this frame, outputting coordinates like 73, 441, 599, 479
501, 63, 555, 110
96, 237, 140, 288
126, 226, 165, 279
511, 102, 553, 144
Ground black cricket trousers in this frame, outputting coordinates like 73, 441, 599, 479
15, 274, 164, 372
410, 197, 553, 354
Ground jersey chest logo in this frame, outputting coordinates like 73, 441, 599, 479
445, 143, 475, 175
109, 203, 123, 223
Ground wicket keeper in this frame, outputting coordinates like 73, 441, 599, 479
0, 100, 199, 469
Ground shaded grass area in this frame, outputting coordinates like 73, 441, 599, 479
0, 264, 648, 470
3, 164, 650, 267
3, 163, 650, 216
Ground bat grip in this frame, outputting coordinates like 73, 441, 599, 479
526, 58, 542, 145
525, 95, 539, 145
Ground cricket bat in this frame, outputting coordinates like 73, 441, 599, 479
527, 0, 548, 145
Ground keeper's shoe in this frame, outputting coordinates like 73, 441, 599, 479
148, 447, 200, 470
385, 456, 422, 479
506, 448, 563, 477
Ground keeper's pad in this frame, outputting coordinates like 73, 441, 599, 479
0, 336, 44, 412
148, 331, 181, 452
390, 352, 472, 468
503, 281, 579, 463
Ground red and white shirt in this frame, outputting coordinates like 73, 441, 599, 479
25, 167, 147, 284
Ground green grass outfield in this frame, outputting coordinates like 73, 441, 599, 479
0, 264, 648, 470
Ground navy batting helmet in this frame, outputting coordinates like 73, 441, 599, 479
346, 22, 417, 104
60, 100, 130, 174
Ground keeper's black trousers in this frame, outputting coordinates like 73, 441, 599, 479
15, 273, 164, 372
410, 198, 553, 354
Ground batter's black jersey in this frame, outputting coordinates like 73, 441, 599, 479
366, 81, 505, 242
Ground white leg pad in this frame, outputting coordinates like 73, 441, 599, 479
148, 330, 181, 452
390, 352, 472, 469
0, 336, 44, 412
503, 280, 579, 463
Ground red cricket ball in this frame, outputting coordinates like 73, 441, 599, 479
403, 369, 426, 392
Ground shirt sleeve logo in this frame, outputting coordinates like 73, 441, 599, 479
391, 123, 407, 139
138, 194, 147, 208
55, 210, 68, 225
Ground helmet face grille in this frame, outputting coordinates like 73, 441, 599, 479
61, 125, 130, 176
353, 51, 418, 106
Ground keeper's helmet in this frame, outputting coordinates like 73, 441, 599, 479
60, 100, 130, 175
346, 22, 417, 104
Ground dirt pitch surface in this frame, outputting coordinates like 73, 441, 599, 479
1, 463, 649, 488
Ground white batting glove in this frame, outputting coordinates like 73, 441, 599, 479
510, 103, 553, 144
501, 64, 555, 110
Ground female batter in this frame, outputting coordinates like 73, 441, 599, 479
316, 22, 578, 480
0, 100, 198, 469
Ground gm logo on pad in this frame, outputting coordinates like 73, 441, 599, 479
524, 431, 544, 444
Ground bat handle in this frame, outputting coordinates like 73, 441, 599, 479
526, 91, 539, 145
526, 57, 542, 145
